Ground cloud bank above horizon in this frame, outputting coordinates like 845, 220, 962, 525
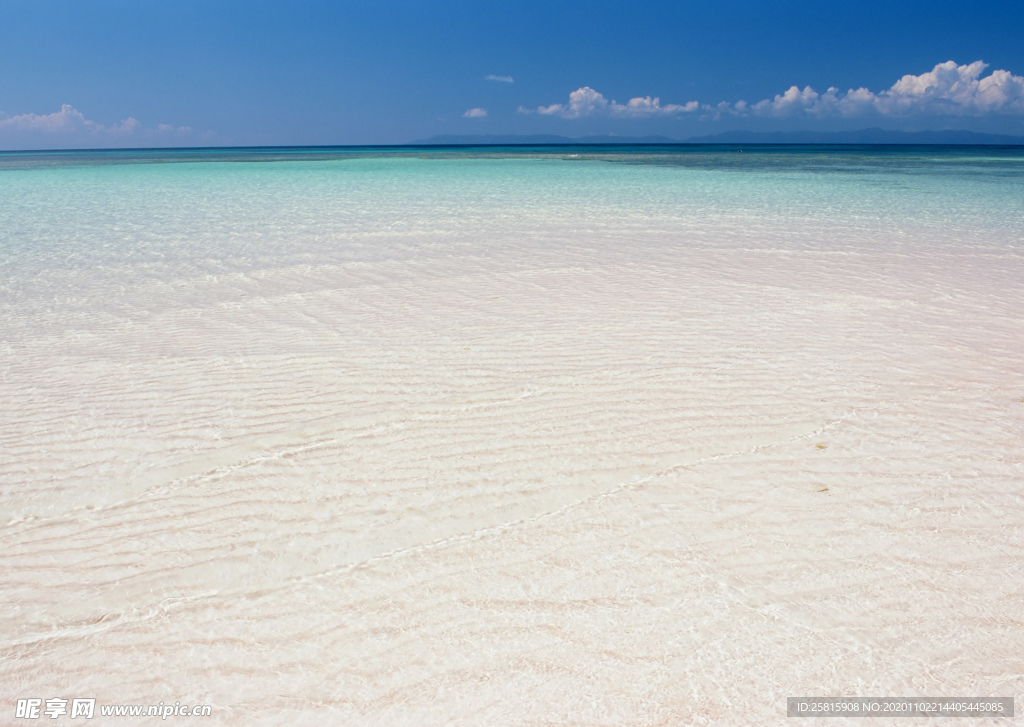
4, 61, 1022, 150
0, 104, 194, 148
527, 61, 1024, 121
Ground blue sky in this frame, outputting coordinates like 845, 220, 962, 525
1, 0, 1023, 148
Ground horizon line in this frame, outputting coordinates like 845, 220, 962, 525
4, 141, 1024, 155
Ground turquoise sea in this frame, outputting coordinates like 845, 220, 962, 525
3, 143, 1022, 281
2, 145, 1023, 724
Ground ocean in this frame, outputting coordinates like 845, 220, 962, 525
2, 145, 1023, 724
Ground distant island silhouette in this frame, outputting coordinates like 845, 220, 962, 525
415, 128, 1024, 145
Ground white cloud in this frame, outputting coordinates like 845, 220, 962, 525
463, 107, 488, 118
749, 61, 1024, 118
524, 61, 1024, 124
0, 104, 193, 149
534, 86, 607, 118
527, 86, 700, 118
485, 74, 514, 83
751, 85, 821, 116
0, 104, 138, 134
618, 95, 700, 116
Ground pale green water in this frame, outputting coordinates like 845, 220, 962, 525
3, 146, 1023, 264
3, 146, 1022, 353
2, 146, 1022, 317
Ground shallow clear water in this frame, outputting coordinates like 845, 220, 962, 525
2, 146, 1023, 724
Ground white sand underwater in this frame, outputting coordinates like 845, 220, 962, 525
1, 152, 1022, 724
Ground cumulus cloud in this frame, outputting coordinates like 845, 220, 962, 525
526, 86, 700, 118
463, 107, 488, 118
0, 104, 193, 148
485, 74, 514, 83
751, 85, 821, 116
0, 104, 139, 134
749, 61, 1024, 118
524, 61, 1023, 124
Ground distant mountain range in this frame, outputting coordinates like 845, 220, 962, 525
415, 128, 1024, 146
684, 128, 1024, 144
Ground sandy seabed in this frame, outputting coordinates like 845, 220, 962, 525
2, 160, 1023, 725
